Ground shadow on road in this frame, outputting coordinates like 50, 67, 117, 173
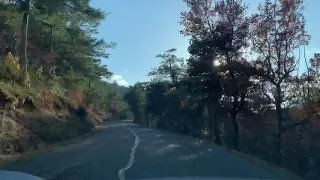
126, 126, 280, 180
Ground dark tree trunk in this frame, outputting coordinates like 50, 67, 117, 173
275, 85, 284, 164
208, 105, 214, 140
230, 112, 239, 150
212, 104, 222, 145
196, 104, 205, 137
230, 93, 244, 150
86, 80, 91, 96
228, 68, 244, 150
20, 0, 31, 67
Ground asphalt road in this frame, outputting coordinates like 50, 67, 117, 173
5, 121, 281, 180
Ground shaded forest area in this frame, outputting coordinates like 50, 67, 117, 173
0, 0, 130, 160
125, 0, 320, 179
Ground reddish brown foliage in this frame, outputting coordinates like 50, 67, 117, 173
111, 104, 119, 113
71, 90, 83, 108
43, 52, 57, 64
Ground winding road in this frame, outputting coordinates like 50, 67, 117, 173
5, 121, 281, 180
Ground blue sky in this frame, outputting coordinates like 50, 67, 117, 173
91, 0, 319, 87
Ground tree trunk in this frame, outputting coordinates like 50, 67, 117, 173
275, 85, 284, 164
20, 0, 31, 68
208, 105, 214, 140
230, 112, 239, 150
195, 105, 204, 137
230, 93, 244, 150
86, 80, 91, 96
212, 104, 222, 145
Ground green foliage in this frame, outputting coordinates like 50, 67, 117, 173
125, 83, 147, 123
0, 53, 21, 82
0, 82, 24, 105
148, 48, 185, 83
0, 81, 40, 106
0, 0, 132, 157
0, 0, 130, 128
146, 82, 168, 116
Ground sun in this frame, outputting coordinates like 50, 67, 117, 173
213, 60, 221, 67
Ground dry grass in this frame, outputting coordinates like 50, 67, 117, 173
0, 103, 97, 157
0, 127, 103, 169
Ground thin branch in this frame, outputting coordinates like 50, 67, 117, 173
63, 2, 109, 17
263, 92, 275, 103
24, 13, 29, 70
63, 2, 89, 15
296, 48, 301, 77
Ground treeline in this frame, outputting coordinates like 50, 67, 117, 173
125, 0, 320, 179
0, 0, 129, 156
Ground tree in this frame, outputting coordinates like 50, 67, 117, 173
147, 49, 194, 132
148, 48, 185, 83
186, 54, 224, 143
250, 0, 310, 162
146, 82, 168, 122
180, 0, 256, 148
0, 0, 128, 119
124, 83, 148, 124
0, 0, 135, 157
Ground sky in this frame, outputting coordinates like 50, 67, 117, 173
90, 0, 319, 87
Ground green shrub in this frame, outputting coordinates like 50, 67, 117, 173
0, 53, 21, 83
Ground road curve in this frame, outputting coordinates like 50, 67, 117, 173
5, 121, 281, 180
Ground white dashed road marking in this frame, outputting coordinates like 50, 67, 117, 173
118, 126, 140, 180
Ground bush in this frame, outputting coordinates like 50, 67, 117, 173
0, 53, 21, 83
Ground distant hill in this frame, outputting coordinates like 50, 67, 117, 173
110, 81, 129, 96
